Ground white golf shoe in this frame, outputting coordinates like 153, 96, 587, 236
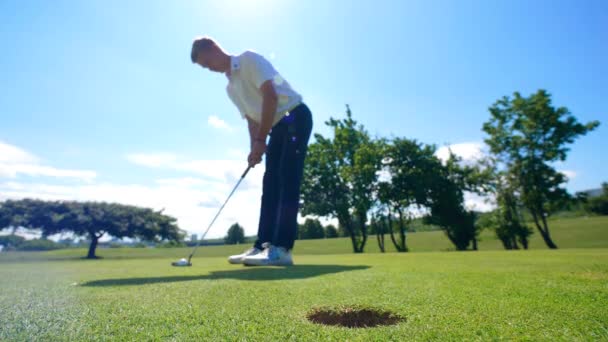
243, 243, 293, 266
228, 247, 262, 264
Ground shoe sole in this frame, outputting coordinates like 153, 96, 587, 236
229, 254, 262, 264
243, 260, 294, 266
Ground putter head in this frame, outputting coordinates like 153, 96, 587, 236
171, 257, 192, 267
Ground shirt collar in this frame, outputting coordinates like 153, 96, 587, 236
229, 55, 240, 74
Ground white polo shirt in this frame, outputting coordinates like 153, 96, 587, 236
226, 51, 302, 126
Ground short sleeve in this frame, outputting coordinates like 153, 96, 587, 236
243, 52, 277, 89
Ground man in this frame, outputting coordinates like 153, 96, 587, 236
191, 37, 313, 266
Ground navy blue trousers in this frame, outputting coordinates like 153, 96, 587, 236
254, 103, 313, 250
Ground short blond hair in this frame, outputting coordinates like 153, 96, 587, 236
190, 36, 218, 63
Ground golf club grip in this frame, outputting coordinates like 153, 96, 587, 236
241, 165, 252, 178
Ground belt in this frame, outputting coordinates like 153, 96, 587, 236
281, 102, 303, 118
272, 103, 305, 130
277, 102, 303, 124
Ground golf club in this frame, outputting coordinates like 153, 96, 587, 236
172, 165, 252, 266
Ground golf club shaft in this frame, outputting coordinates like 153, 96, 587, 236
188, 165, 251, 261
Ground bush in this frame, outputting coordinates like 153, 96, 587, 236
587, 197, 608, 215
159, 240, 186, 248
0, 235, 26, 248
325, 225, 338, 238
584, 183, 608, 215
299, 219, 325, 239
18, 239, 63, 251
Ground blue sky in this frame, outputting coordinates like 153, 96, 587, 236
1, 0, 606, 238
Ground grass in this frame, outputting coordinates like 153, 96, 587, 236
2, 216, 606, 262
0, 216, 607, 340
1, 250, 607, 340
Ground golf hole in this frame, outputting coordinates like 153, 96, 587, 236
306, 306, 404, 328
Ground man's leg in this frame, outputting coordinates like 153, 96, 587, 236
254, 124, 285, 249
274, 105, 313, 250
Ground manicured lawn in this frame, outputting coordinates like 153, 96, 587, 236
1, 249, 607, 341
1, 216, 606, 340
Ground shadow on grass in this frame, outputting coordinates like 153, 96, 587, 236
81, 264, 370, 287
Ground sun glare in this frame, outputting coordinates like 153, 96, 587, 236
205, 0, 287, 22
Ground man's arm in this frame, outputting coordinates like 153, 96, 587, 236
246, 116, 259, 150
256, 80, 278, 142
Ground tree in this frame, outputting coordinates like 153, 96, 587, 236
298, 218, 325, 239
301, 105, 381, 253
585, 183, 608, 215
425, 175, 477, 251
423, 149, 494, 251
324, 224, 338, 238
0, 198, 38, 235
483, 90, 599, 249
484, 180, 533, 250
376, 138, 442, 252
0, 199, 184, 258
224, 223, 245, 245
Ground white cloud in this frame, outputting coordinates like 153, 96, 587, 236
155, 177, 216, 188
464, 192, 495, 212
0, 141, 39, 163
558, 170, 576, 180
208, 115, 234, 131
126, 153, 253, 183
125, 153, 178, 168
1, 155, 267, 239
228, 148, 247, 160
376, 169, 392, 183
435, 142, 486, 164
0, 164, 96, 181
0, 141, 96, 181
0, 143, 314, 239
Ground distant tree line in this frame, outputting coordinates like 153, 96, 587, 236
301, 89, 600, 252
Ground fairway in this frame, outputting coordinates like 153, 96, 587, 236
1, 249, 607, 341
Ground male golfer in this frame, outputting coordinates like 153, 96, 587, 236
191, 37, 313, 266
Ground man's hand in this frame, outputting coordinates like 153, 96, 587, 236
248, 140, 266, 167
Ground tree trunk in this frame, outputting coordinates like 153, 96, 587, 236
376, 219, 385, 253
512, 237, 519, 250
387, 208, 406, 252
349, 229, 362, 253
357, 212, 368, 253
531, 211, 558, 249
520, 236, 529, 250
87, 232, 104, 259
472, 237, 478, 251
339, 215, 358, 253
539, 213, 558, 249
87, 234, 99, 259
397, 209, 408, 252
377, 233, 385, 252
